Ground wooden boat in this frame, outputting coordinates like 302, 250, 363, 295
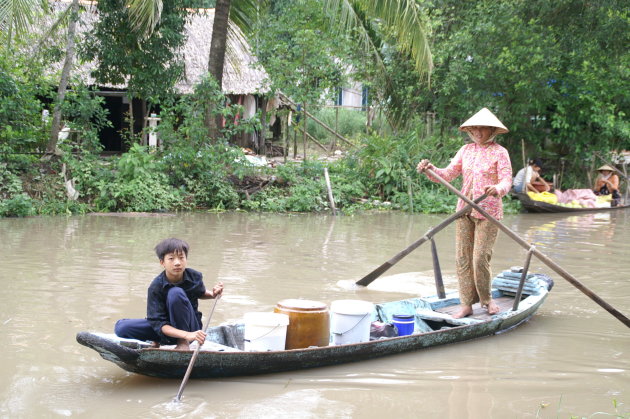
76, 271, 553, 379
514, 192, 629, 213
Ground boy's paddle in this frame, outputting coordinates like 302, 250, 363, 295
425, 168, 630, 328
175, 295, 221, 402
356, 194, 489, 286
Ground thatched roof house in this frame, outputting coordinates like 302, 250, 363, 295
179, 9, 268, 95
45, 2, 269, 151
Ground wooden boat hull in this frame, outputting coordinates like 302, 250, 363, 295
77, 273, 552, 379
514, 193, 629, 213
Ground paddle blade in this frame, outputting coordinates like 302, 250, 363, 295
356, 263, 393, 286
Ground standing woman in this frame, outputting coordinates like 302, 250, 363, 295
416, 108, 512, 318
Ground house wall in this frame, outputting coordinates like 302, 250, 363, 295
336, 85, 366, 109
320, 78, 368, 110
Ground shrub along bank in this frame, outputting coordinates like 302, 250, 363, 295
1, 64, 520, 217
1, 129, 524, 217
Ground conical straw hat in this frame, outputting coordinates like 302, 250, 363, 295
597, 164, 615, 172
459, 108, 509, 134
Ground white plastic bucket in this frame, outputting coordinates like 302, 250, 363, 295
243, 312, 289, 351
330, 300, 374, 345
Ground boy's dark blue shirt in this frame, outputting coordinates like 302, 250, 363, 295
146, 268, 206, 343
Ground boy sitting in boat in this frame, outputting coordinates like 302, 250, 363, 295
115, 238, 223, 350
513, 158, 551, 193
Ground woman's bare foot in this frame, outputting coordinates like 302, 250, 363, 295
486, 300, 500, 315
452, 305, 473, 319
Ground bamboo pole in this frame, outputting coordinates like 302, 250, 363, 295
279, 94, 353, 146
302, 103, 307, 160
332, 106, 339, 152
283, 113, 288, 164
324, 167, 337, 216
513, 250, 534, 311
175, 296, 221, 401
296, 125, 328, 152
430, 238, 445, 298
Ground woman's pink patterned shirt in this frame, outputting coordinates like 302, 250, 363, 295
428, 141, 512, 220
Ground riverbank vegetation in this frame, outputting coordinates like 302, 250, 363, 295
1, 0, 627, 217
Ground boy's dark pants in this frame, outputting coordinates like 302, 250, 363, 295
115, 287, 202, 343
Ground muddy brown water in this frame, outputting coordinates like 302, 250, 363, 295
1, 211, 628, 418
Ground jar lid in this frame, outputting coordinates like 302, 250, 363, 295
276, 299, 328, 311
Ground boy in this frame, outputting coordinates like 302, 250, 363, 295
115, 238, 223, 350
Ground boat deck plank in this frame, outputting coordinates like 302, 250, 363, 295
434, 296, 515, 320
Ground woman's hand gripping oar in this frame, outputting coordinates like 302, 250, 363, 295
356, 194, 489, 286
174, 295, 221, 402
425, 168, 630, 328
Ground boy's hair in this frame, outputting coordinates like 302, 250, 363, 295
529, 158, 543, 169
155, 238, 189, 261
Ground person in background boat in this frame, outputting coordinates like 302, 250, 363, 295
416, 108, 512, 319
593, 165, 621, 207
114, 238, 223, 350
512, 158, 551, 193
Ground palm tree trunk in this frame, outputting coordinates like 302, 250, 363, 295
205, 0, 231, 139
46, 0, 80, 154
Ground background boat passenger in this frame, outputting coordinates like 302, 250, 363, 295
513, 158, 551, 193
593, 165, 621, 207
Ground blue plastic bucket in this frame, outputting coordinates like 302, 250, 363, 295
392, 314, 414, 336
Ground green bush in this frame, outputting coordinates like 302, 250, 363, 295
184, 172, 239, 210
285, 179, 327, 212
37, 199, 90, 216
0, 162, 25, 200
0, 194, 36, 217
0, 58, 49, 154
95, 172, 187, 212
335, 125, 469, 212
239, 186, 288, 212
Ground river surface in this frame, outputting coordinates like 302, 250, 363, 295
1, 210, 628, 418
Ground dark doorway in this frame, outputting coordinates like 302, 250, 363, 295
100, 95, 125, 152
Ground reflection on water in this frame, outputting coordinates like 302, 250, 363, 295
0, 211, 628, 418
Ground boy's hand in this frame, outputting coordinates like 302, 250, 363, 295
211, 282, 224, 298
187, 330, 206, 345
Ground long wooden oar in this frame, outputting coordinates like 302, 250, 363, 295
425, 168, 630, 328
175, 295, 221, 402
356, 194, 489, 286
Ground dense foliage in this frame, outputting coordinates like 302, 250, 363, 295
81, 0, 189, 100
254, 0, 352, 105
410, 0, 629, 183
1, 0, 627, 217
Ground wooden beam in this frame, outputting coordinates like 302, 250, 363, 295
296, 125, 329, 152
279, 93, 354, 146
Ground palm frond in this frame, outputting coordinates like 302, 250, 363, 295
231, 0, 267, 36
0, 0, 44, 42
362, 0, 432, 77
30, 2, 74, 57
322, 0, 387, 75
322, 0, 432, 79
126, 0, 162, 38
